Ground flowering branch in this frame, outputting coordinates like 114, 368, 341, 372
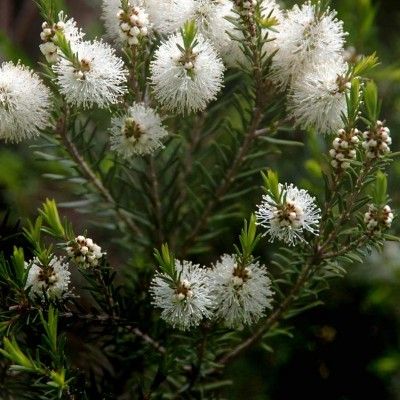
0, 0, 397, 397
56, 109, 143, 237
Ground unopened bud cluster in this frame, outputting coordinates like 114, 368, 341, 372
39, 20, 66, 63
117, 4, 150, 46
239, 0, 257, 15
66, 235, 104, 268
362, 121, 392, 159
364, 204, 394, 231
329, 128, 360, 170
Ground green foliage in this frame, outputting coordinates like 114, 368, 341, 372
35, 0, 65, 23
261, 170, 280, 201
353, 52, 379, 77
39, 199, 74, 240
345, 78, 362, 128
10, 247, 26, 287
154, 243, 177, 280
364, 80, 381, 123
372, 171, 388, 205
180, 20, 198, 50
0, 337, 43, 374
53, 31, 79, 66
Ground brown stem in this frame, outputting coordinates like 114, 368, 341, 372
218, 260, 315, 366
61, 312, 166, 354
215, 161, 375, 368
320, 163, 372, 251
181, 107, 264, 255
322, 234, 369, 259
56, 111, 143, 237
149, 156, 164, 245
93, 268, 118, 318
128, 327, 166, 354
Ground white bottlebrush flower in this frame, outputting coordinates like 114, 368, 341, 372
150, 33, 225, 114
53, 39, 127, 108
110, 103, 168, 157
0, 62, 52, 143
145, 0, 195, 35
102, 0, 150, 45
25, 256, 71, 300
39, 11, 84, 63
272, 1, 346, 86
256, 183, 321, 246
210, 254, 273, 329
150, 260, 214, 330
288, 60, 349, 134
191, 0, 235, 58
66, 235, 104, 268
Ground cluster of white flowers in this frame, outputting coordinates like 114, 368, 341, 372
210, 254, 273, 329
150, 260, 214, 330
66, 235, 104, 268
150, 32, 225, 114
145, 0, 195, 35
110, 103, 168, 157
0, 62, 52, 143
39, 12, 84, 63
270, 1, 349, 134
25, 256, 71, 300
150, 255, 273, 330
272, 1, 346, 87
288, 62, 349, 133
364, 204, 394, 232
238, 0, 257, 17
117, 3, 150, 45
189, 0, 235, 63
53, 39, 127, 108
102, 0, 150, 45
256, 183, 321, 246
362, 121, 392, 159
329, 128, 360, 170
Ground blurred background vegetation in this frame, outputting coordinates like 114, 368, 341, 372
0, 0, 399, 399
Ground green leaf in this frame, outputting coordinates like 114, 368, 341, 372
180, 20, 198, 50
38, 199, 68, 239
261, 169, 279, 201
11, 247, 26, 283
373, 170, 388, 205
0, 338, 43, 373
353, 52, 379, 77
154, 244, 177, 280
35, 0, 66, 23
364, 80, 380, 122
238, 215, 260, 265
39, 306, 59, 354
